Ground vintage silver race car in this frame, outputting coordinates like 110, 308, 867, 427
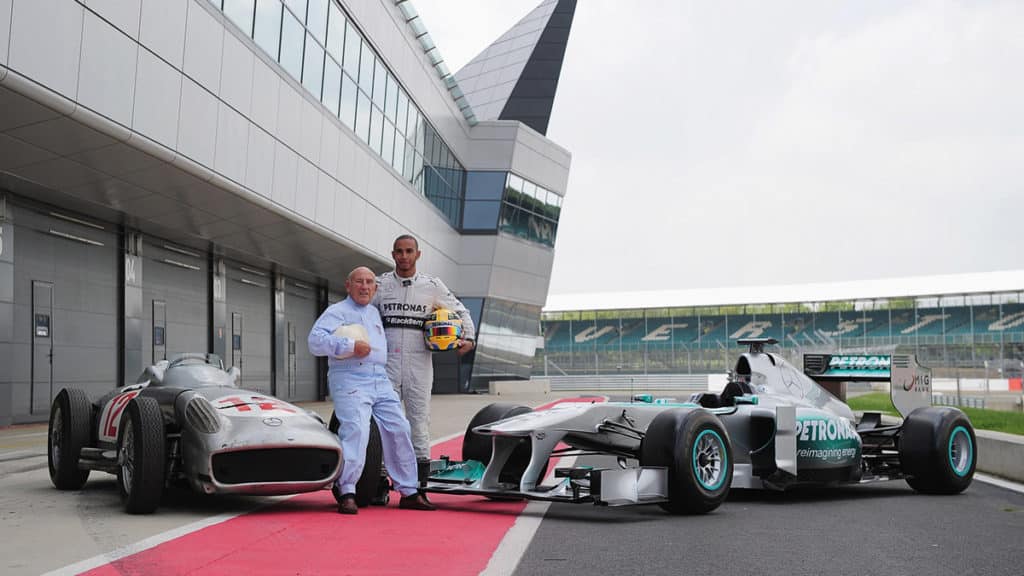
423, 339, 976, 514
47, 353, 342, 514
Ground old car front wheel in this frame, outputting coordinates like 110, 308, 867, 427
117, 396, 166, 514
48, 388, 92, 490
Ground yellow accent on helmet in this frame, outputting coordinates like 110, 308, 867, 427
423, 308, 463, 351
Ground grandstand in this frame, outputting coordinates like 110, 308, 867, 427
536, 272, 1024, 379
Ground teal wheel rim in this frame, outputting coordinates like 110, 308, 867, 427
692, 429, 727, 490
948, 425, 973, 477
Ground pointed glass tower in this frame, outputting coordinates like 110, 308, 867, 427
454, 0, 577, 135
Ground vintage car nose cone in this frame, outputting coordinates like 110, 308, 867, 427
263, 417, 283, 427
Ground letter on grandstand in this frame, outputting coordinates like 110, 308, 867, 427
575, 326, 615, 343
900, 314, 950, 335
729, 321, 772, 339
641, 323, 688, 342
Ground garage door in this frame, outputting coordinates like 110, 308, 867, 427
277, 277, 319, 401
141, 239, 208, 369
224, 262, 273, 394
9, 205, 118, 420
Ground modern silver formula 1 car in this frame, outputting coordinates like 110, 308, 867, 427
47, 353, 342, 514
423, 339, 976, 514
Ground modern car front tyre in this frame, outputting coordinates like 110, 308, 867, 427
462, 403, 539, 487
640, 408, 733, 514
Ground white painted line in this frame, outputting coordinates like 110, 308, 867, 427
44, 429, 468, 575
975, 473, 1024, 495
480, 455, 577, 576
1, 431, 47, 439
41, 505, 280, 576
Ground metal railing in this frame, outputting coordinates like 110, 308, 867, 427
547, 374, 709, 393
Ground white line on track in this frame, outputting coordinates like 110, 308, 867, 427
44, 397, 608, 576
975, 473, 1024, 495
41, 506, 280, 576
43, 429, 475, 575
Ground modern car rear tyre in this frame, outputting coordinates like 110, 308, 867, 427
329, 413, 384, 507
640, 408, 733, 514
462, 403, 541, 488
117, 396, 166, 514
48, 388, 92, 490
899, 406, 976, 495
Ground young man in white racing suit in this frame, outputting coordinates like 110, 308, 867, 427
373, 235, 476, 476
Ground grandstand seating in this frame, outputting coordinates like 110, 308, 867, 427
541, 301, 1024, 364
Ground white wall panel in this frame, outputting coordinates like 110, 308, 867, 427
244, 125, 275, 198
78, 12, 138, 127
176, 78, 218, 166
182, 0, 223, 95
214, 102, 248, 184
294, 159, 317, 221
318, 123, 339, 178
132, 48, 181, 149
219, 31, 254, 118
332, 183, 352, 238
346, 195, 367, 241
271, 141, 298, 210
83, 0, 141, 39
246, 60, 279, 138
298, 99, 322, 163
315, 173, 335, 228
9, 0, 83, 99
139, 0, 187, 68
275, 83, 301, 151
336, 131, 356, 186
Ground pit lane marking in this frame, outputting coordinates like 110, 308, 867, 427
43, 397, 607, 576
975, 473, 1024, 495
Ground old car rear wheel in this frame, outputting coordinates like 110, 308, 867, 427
640, 408, 733, 514
117, 396, 166, 514
329, 413, 385, 507
48, 388, 92, 490
900, 406, 976, 494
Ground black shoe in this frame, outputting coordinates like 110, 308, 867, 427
337, 494, 358, 515
398, 492, 436, 511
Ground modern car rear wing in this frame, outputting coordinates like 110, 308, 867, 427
803, 353, 931, 418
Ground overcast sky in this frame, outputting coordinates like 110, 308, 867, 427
413, 0, 1024, 298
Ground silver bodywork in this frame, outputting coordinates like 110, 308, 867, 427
91, 355, 342, 496
426, 347, 930, 504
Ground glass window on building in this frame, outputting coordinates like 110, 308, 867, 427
392, 137, 405, 174
322, 56, 342, 116
254, 0, 282, 59
355, 91, 371, 144
369, 104, 384, 155
325, 1, 345, 63
403, 143, 416, 181
358, 43, 374, 93
302, 32, 325, 97
224, 0, 255, 35
385, 76, 399, 121
396, 91, 409, 136
279, 10, 305, 81
343, 20, 360, 77
382, 120, 396, 166
339, 72, 358, 129
306, 0, 327, 44
372, 60, 387, 108
282, 0, 306, 22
